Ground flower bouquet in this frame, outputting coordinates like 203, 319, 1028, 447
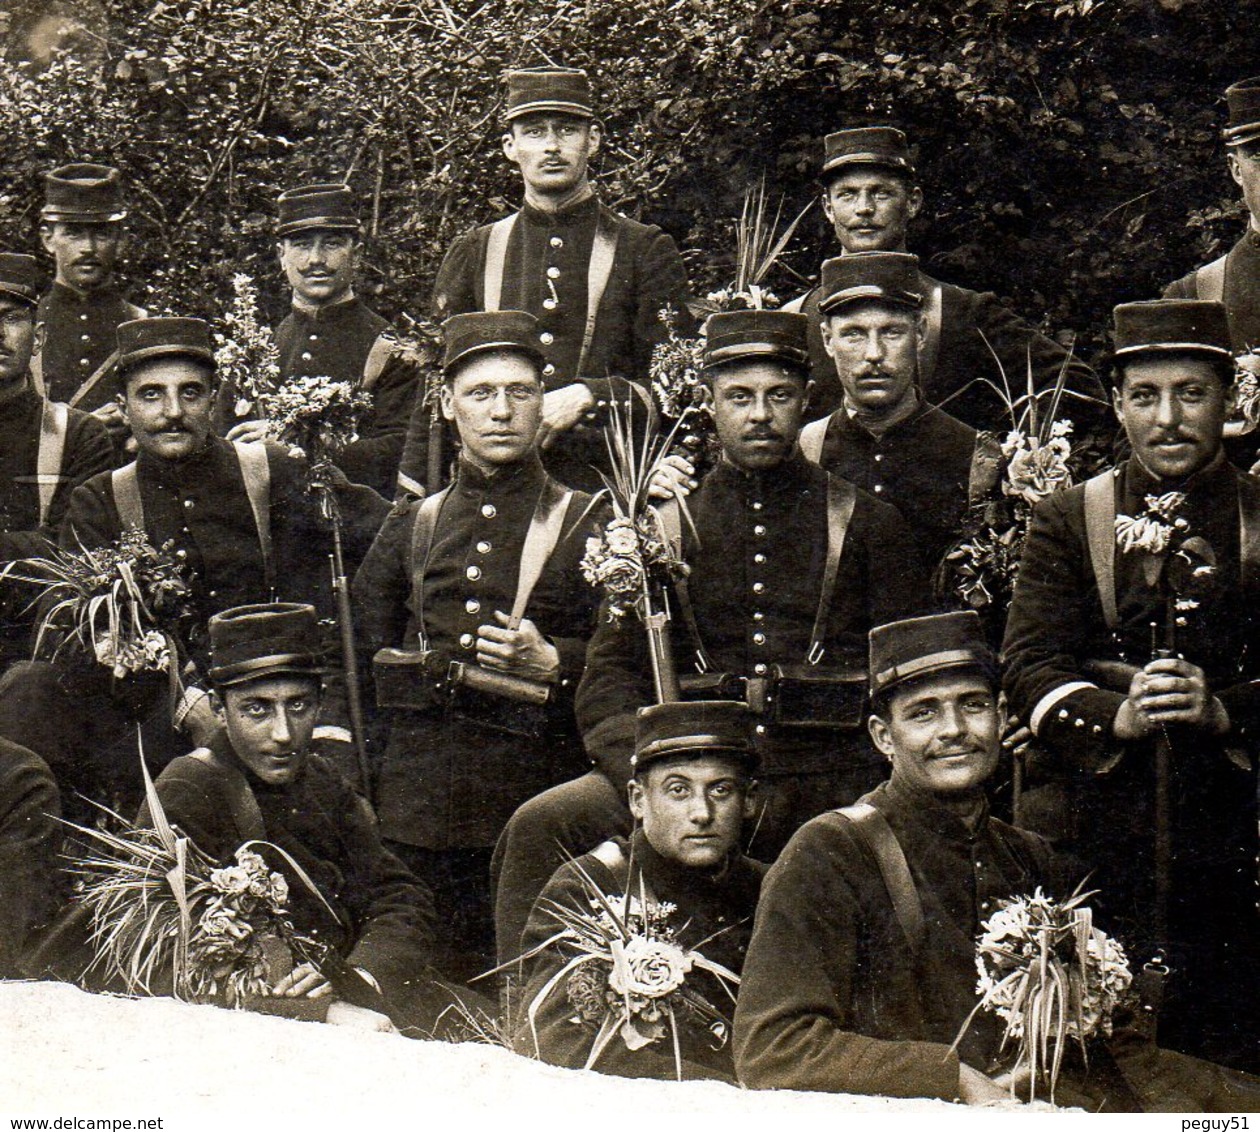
1226, 348, 1260, 438
515, 857, 741, 1080
0, 530, 195, 683
953, 885, 1133, 1104
67, 747, 328, 1006
214, 273, 281, 424
581, 399, 688, 701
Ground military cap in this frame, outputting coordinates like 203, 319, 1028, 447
503, 67, 595, 123
276, 184, 360, 237
632, 700, 758, 775
817, 252, 923, 315
116, 317, 216, 376
821, 126, 914, 180
0, 254, 42, 307
1112, 300, 1233, 363
208, 602, 327, 688
1224, 77, 1260, 149
702, 309, 810, 374
41, 163, 127, 223
442, 310, 545, 375
869, 610, 997, 700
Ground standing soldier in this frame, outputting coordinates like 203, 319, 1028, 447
397, 66, 691, 496
34, 163, 146, 446
492, 309, 924, 964
353, 310, 600, 984
1003, 299, 1260, 1071
786, 127, 1103, 431
224, 184, 420, 500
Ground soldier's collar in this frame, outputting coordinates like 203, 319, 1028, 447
48, 278, 122, 304
629, 827, 741, 893
520, 184, 599, 222
291, 290, 357, 318
883, 773, 991, 843
454, 448, 545, 493
712, 446, 815, 495
1127, 448, 1230, 496
842, 388, 923, 438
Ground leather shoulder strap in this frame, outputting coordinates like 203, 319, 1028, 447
1083, 471, 1119, 632
798, 415, 830, 465
967, 430, 1005, 506
111, 462, 145, 532
36, 400, 69, 526
917, 278, 944, 385
574, 214, 620, 378
831, 802, 924, 952
588, 840, 658, 906
509, 478, 574, 628
361, 334, 396, 391
408, 485, 451, 648
1238, 472, 1260, 595
807, 474, 858, 665
233, 442, 273, 595
1194, 253, 1229, 302
29, 349, 45, 398
125, 301, 149, 320
187, 748, 267, 844
657, 498, 716, 672
68, 348, 124, 409
482, 213, 519, 311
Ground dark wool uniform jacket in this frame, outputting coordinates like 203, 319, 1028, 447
352, 454, 599, 848
0, 739, 60, 977
62, 438, 385, 662
793, 275, 1105, 433
35, 283, 145, 410
1164, 229, 1260, 352
513, 828, 765, 1083
576, 451, 926, 789
811, 399, 980, 574
732, 776, 1074, 1100
274, 297, 419, 498
149, 750, 436, 1009
398, 193, 691, 493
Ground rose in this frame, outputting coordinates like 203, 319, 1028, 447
1004, 437, 1072, 506
595, 555, 646, 596
608, 936, 692, 1000
1115, 514, 1172, 556
209, 864, 253, 896
604, 517, 640, 557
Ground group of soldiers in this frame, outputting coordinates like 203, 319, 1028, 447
0, 64, 1258, 1109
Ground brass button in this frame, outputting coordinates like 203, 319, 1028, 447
543, 298, 557, 311
540, 332, 554, 345
752, 581, 765, 594
752, 611, 764, 621
476, 540, 491, 554
754, 663, 767, 675
873, 484, 883, 493
753, 524, 766, 537
550, 236, 563, 248
546, 266, 560, 279
752, 632, 766, 645
301, 351, 313, 361
466, 565, 482, 581
874, 453, 883, 462
755, 724, 767, 735
80, 334, 90, 342
753, 553, 766, 564
481, 504, 496, 518
465, 599, 480, 615
309, 333, 318, 342
751, 501, 763, 511
183, 498, 195, 509
542, 363, 555, 377
459, 633, 475, 649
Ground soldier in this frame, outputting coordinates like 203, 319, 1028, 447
353, 310, 600, 984
0, 737, 59, 978
223, 184, 420, 500
0, 316, 383, 813
512, 700, 765, 1083
34, 163, 146, 447
397, 66, 691, 495
796, 251, 996, 577
734, 611, 1258, 1110
1003, 299, 1260, 1071
786, 127, 1103, 431
492, 309, 924, 965
0, 253, 114, 661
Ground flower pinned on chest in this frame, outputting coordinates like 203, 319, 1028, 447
1115, 491, 1217, 625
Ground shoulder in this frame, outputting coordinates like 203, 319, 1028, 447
0, 739, 57, 806
762, 811, 871, 895
847, 480, 911, 530
1163, 270, 1197, 299
601, 206, 680, 252
919, 403, 977, 444
65, 404, 109, 442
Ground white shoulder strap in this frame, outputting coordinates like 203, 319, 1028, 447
482, 214, 520, 311
111, 462, 145, 532
1083, 471, 1118, 632
35, 400, 69, 526
799, 415, 830, 464
509, 480, 574, 628
233, 441, 273, 595
1195, 254, 1228, 302
574, 216, 620, 378
917, 278, 944, 384
361, 334, 395, 391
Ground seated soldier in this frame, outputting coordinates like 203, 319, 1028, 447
733, 611, 1259, 1111
0, 737, 60, 977
512, 700, 765, 1083
141, 602, 446, 1033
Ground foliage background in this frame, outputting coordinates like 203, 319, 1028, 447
1, 0, 1255, 364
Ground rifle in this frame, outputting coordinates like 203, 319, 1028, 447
325, 498, 372, 804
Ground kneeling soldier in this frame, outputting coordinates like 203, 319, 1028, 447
512, 700, 764, 1083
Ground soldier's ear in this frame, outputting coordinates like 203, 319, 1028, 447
906, 185, 924, 222
700, 382, 715, 414
867, 712, 896, 762
627, 777, 646, 821
587, 121, 602, 157
741, 779, 760, 823
32, 321, 45, 357
502, 130, 518, 165
209, 690, 225, 722
1110, 384, 1125, 425
38, 224, 56, 255
1229, 152, 1245, 192
439, 382, 455, 422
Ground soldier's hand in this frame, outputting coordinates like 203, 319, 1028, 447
476, 612, 560, 682
325, 1001, 397, 1032
538, 383, 596, 449
226, 419, 271, 445
273, 961, 331, 999
647, 454, 698, 501
1114, 657, 1229, 739
92, 402, 129, 439
958, 1063, 1022, 1107
1001, 713, 1034, 759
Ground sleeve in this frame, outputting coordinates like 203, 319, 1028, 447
537, 496, 604, 708
1001, 492, 1127, 772
336, 784, 437, 1001
575, 604, 655, 794
58, 476, 119, 552
732, 820, 962, 1099
335, 351, 419, 496
351, 501, 416, 657
395, 392, 452, 500
1162, 273, 1196, 300
0, 747, 61, 977
432, 229, 481, 322
858, 495, 933, 626
144, 759, 239, 862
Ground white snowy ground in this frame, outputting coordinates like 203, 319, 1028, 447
0, 981, 1086, 1132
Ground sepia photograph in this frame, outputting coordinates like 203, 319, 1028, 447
0, 0, 1257, 1125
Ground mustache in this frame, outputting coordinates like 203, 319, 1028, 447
1150, 431, 1196, 444
855, 367, 895, 380
742, 427, 784, 441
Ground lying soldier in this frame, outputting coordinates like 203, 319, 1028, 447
733, 610, 1259, 1111
511, 700, 765, 1083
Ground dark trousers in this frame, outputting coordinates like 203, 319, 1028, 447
386, 842, 495, 989
490, 761, 887, 968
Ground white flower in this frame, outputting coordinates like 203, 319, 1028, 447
608, 935, 693, 1000
1115, 514, 1172, 556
